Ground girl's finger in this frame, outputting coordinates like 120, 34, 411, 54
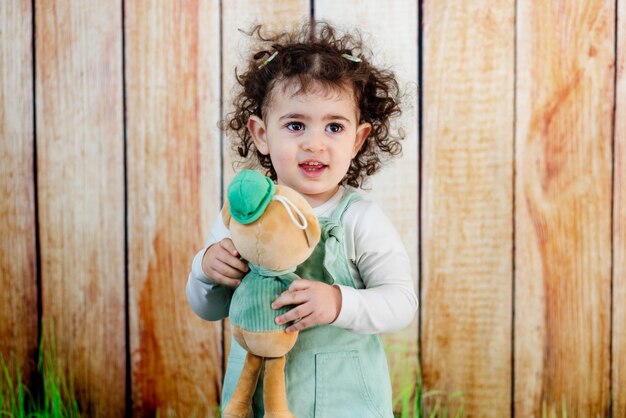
271, 289, 309, 310
216, 250, 249, 273
212, 262, 245, 280
275, 303, 312, 327
288, 279, 312, 292
220, 238, 240, 256
210, 271, 242, 288
285, 313, 314, 333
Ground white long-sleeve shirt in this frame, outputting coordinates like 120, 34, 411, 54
186, 187, 417, 334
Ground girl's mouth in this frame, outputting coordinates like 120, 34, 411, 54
299, 161, 328, 178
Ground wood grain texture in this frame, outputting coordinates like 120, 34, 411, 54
314, 0, 419, 411
35, 1, 125, 416
0, 0, 37, 381
515, 1, 614, 416
613, 0, 625, 414
220, 0, 310, 365
125, 1, 223, 416
422, 1, 514, 416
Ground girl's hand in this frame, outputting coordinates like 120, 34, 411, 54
201, 238, 249, 287
271, 279, 342, 333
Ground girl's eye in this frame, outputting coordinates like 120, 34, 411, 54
326, 123, 344, 133
286, 122, 305, 131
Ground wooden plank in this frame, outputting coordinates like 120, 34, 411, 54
421, 1, 514, 416
613, 0, 626, 414
36, 1, 125, 416
125, 1, 223, 416
220, 0, 309, 367
314, 0, 419, 412
0, 0, 38, 381
515, 1, 614, 416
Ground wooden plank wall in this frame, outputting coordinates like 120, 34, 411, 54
0, 1, 624, 417
422, 1, 514, 416
125, 1, 222, 417
515, 1, 614, 416
613, 0, 626, 415
0, 0, 37, 383
35, 1, 126, 416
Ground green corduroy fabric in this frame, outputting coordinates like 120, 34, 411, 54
229, 266, 298, 332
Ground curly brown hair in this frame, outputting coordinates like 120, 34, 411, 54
225, 21, 404, 188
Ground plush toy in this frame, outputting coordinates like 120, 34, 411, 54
222, 170, 321, 418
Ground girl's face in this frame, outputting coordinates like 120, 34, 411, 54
247, 80, 371, 207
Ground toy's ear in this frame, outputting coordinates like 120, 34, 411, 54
221, 199, 231, 229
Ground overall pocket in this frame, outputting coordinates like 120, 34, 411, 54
314, 351, 384, 418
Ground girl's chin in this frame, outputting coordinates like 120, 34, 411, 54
300, 186, 340, 203
275, 175, 340, 199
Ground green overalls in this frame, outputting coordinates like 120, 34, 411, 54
222, 190, 393, 418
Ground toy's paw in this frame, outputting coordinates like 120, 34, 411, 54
222, 400, 251, 418
263, 411, 295, 418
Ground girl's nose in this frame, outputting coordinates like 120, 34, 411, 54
302, 131, 326, 152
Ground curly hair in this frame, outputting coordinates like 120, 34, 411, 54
225, 21, 404, 188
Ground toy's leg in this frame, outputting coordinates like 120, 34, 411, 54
263, 356, 294, 418
222, 353, 263, 418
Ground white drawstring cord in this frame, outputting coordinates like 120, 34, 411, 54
272, 195, 308, 230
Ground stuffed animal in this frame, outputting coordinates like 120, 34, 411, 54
222, 170, 321, 418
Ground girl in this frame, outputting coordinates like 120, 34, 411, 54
187, 22, 417, 418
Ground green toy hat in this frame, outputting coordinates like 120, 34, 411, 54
228, 170, 276, 224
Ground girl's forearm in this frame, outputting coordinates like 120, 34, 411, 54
186, 272, 233, 321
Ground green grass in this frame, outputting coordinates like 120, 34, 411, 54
0, 355, 30, 417
0, 334, 81, 418
541, 399, 569, 418
392, 369, 571, 418
3, 336, 569, 418
391, 362, 466, 418
385, 337, 466, 418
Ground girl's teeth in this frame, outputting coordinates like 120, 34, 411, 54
300, 163, 325, 171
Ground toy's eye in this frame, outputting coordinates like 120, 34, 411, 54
326, 123, 344, 133
286, 122, 305, 131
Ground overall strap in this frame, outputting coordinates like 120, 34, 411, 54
329, 188, 363, 222
319, 188, 363, 287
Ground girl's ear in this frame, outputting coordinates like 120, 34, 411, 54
353, 122, 372, 157
247, 115, 270, 155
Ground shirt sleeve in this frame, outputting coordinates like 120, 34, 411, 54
186, 214, 235, 321
332, 200, 418, 334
